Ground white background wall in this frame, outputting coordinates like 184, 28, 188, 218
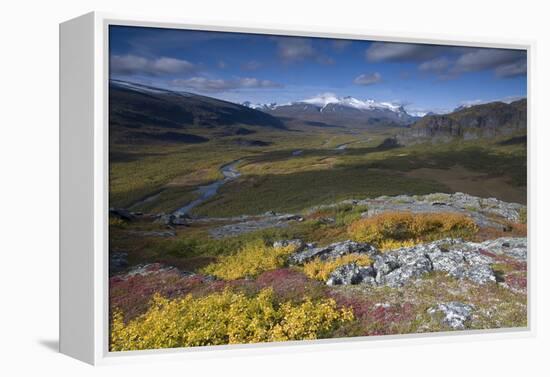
1, 0, 548, 375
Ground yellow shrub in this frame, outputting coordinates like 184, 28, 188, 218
201, 240, 298, 280
302, 254, 373, 281
110, 289, 354, 351
347, 211, 478, 251
377, 239, 418, 251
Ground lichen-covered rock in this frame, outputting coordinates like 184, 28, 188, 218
373, 238, 500, 286
479, 238, 527, 261
465, 264, 496, 284
428, 302, 474, 329
377, 253, 432, 287
428, 249, 468, 279
288, 240, 379, 265
326, 263, 376, 286
118, 263, 195, 280
321, 237, 526, 288
208, 213, 304, 238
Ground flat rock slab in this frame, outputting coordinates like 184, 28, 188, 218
208, 214, 304, 239
114, 263, 196, 280
288, 240, 379, 265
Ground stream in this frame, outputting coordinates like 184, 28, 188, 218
172, 160, 241, 216
171, 137, 368, 216
334, 137, 369, 151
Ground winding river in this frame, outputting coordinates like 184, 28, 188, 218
171, 137, 368, 216
173, 160, 241, 216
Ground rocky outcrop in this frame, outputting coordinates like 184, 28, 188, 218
288, 240, 378, 265
428, 302, 474, 330
301, 237, 526, 288
116, 263, 196, 280
208, 213, 304, 239
374, 250, 433, 287
479, 237, 527, 261
310, 192, 525, 226
327, 263, 376, 286
399, 99, 526, 143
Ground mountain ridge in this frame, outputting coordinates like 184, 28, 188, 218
243, 94, 419, 128
398, 99, 527, 143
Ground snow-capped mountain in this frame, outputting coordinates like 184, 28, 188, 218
243, 93, 419, 127
244, 94, 409, 115
301, 93, 406, 114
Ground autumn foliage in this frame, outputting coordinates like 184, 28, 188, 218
347, 211, 478, 250
110, 288, 353, 351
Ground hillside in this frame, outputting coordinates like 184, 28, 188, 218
109, 80, 285, 144
401, 99, 527, 142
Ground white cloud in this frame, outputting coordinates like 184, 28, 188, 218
366, 42, 446, 62
111, 55, 196, 76
171, 77, 283, 92
419, 57, 451, 73
277, 38, 315, 62
353, 72, 382, 86
452, 49, 524, 74
495, 60, 527, 78
274, 37, 335, 65
365, 43, 526, 79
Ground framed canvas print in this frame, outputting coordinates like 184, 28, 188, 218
59, 12, 532, 365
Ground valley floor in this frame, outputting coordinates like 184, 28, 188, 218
108, 124, 527, 351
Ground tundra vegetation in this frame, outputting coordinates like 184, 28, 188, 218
109, 84, 527, 351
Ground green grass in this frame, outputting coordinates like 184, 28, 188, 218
192, 166, 449, 217
362, 140, 527, 186
109, 124, 361, 210
128, 186, 199, 214
110, 120, 526, 218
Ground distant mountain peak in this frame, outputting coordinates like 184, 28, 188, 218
243, 94, 412, 117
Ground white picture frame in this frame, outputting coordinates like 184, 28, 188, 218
59, 11, 535, 365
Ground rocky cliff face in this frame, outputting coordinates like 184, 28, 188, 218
399, 99, 526, 143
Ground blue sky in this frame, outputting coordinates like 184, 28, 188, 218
109, 25, 527, 114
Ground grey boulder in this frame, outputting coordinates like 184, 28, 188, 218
428, 302, 474, 330
326, 263, 376, 286
288, 240, 378, 265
